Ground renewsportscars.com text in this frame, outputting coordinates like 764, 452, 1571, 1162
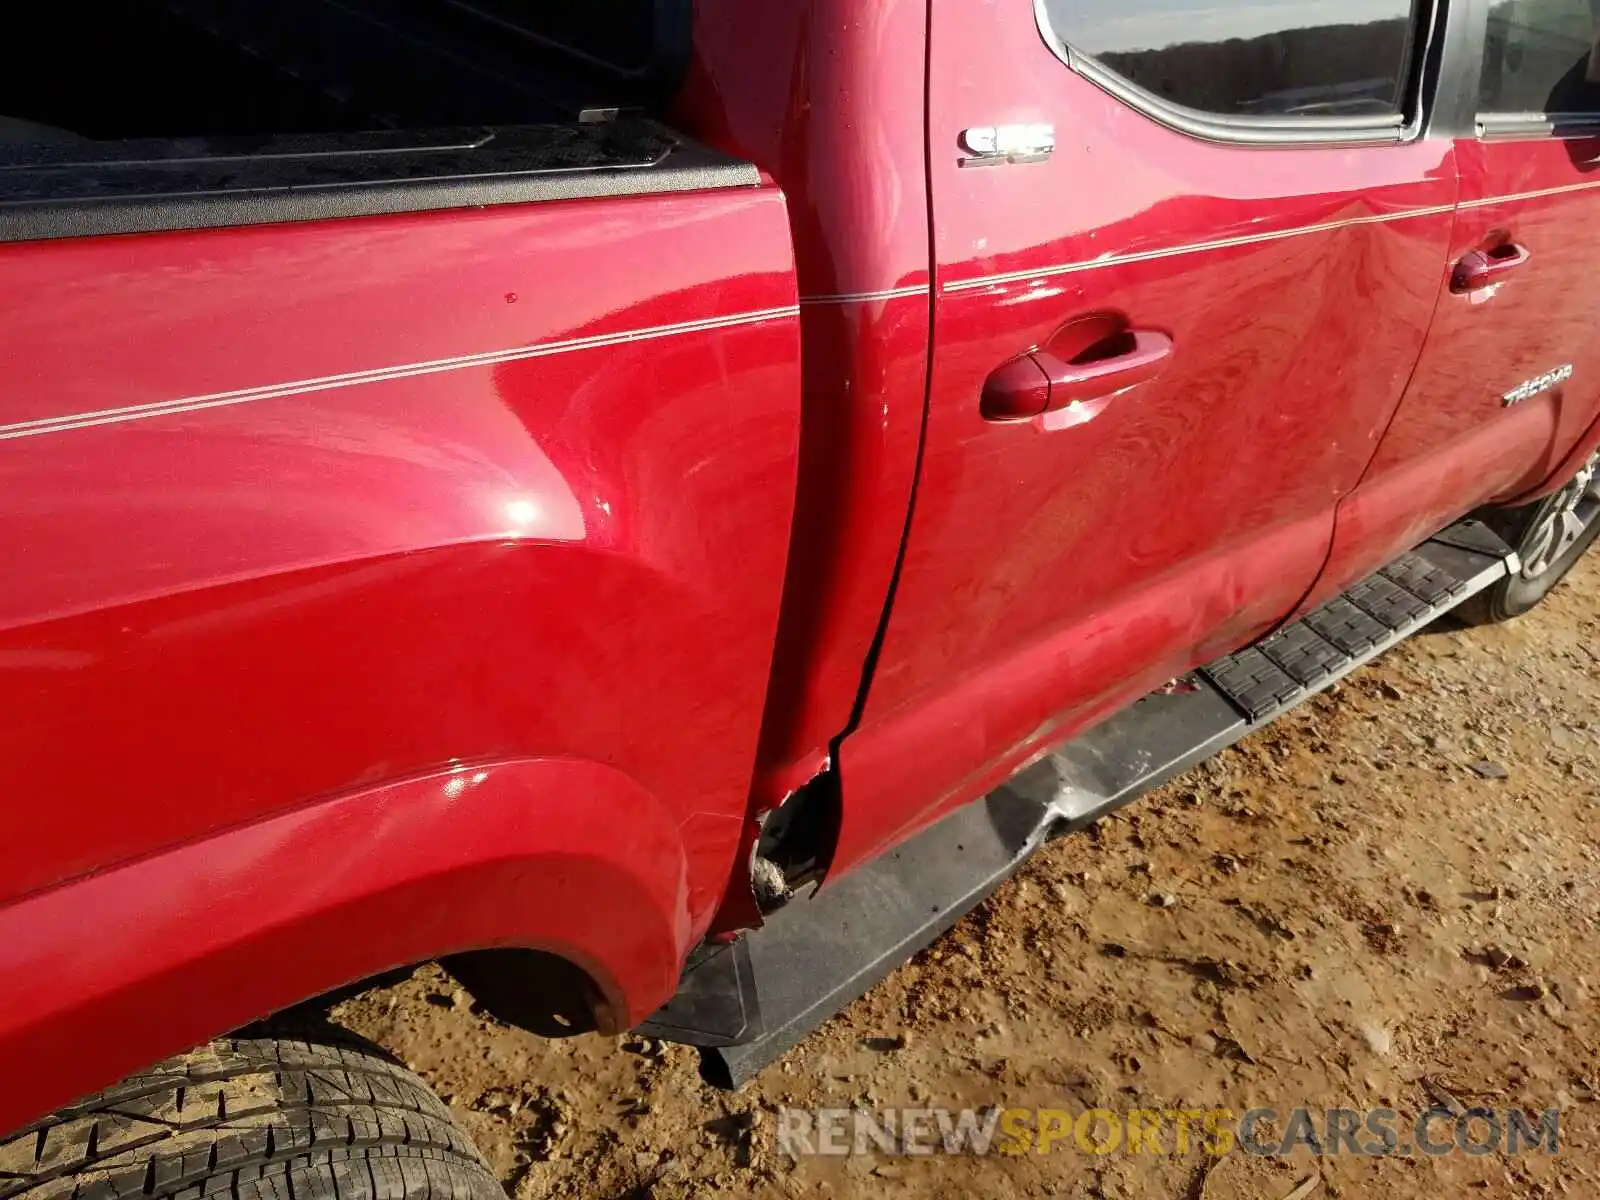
777, 1105, 1560, 1159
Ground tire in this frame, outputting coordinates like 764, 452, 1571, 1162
0, 1032, 503, 1200
1460, 450, 1600, 625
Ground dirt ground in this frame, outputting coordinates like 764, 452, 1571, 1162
337, 555, 1600, 1199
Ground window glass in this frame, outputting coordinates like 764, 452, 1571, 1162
1482, 0, 1600, 114
1041, 0, 1423, 120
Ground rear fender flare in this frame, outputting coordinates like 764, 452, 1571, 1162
0, 757, 701, 1136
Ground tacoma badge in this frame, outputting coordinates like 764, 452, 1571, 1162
1504, 364, 1574, 407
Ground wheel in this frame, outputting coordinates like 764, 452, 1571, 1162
1460, 450, 1600, 625
0, 1030, 503, 1200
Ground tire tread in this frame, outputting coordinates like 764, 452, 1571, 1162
0, 1037, 498, 1200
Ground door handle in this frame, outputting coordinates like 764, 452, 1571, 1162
1451, 242, 1531, 293
981, 329, 1174, 421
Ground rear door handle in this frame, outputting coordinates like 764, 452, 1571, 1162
1451, 242, 1531, 293
981, 329, 1173, 421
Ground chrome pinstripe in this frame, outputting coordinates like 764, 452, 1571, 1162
0, 304, 801, 442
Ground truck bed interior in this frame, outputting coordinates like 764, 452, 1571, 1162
1, 0, 681, 144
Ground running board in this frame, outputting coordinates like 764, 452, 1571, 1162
637, 520, 1517, 1087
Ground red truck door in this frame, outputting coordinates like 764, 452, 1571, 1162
1316, 0, 1600, 594
832, 0, 1460, 869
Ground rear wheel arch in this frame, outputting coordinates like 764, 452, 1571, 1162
0, 758, 711, 1139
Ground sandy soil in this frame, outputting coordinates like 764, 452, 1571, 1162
336, 555, 1600, 1199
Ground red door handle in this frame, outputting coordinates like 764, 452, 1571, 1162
1451, 242, 1531, 293
1036, 329, 1174, 405
981, 329, 1174, 421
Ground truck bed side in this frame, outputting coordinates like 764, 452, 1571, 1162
0, 145, 800, 1130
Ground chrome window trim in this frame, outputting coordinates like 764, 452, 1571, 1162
1031, 0, 1437, 147
1477, 111, 1600, 138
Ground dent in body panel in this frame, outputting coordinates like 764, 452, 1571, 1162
836, 510, 1335, 874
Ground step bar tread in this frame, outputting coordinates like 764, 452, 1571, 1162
1203, 536, 1514, 721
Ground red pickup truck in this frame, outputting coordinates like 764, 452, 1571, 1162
4, 1, 1600, 1196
